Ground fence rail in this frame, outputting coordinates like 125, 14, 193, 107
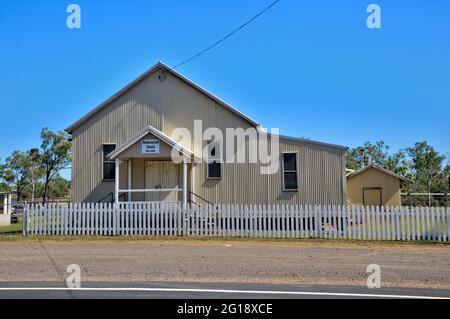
23, 203, 450, 242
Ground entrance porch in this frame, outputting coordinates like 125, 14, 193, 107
114, 158, 190, 207
107, 125, 198, 207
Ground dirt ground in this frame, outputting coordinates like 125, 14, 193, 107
0, 238, 449, 289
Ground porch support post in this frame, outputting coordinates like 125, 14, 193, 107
127, 159, 132, 202
191, 163, 195, 203
7, 194, 11, 214
115, 159, 120, 204
2, 195, 7, 215
183, 159, 187, 209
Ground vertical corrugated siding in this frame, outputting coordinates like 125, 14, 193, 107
187, 138, 345, 206
71, 67, 346, 205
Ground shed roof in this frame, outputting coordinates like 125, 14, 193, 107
346, 163, 407, 181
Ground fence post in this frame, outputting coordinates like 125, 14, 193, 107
114, 203, 118, 236
408, 192, 412, 208
447, 208, 450, 243
22, 204, 28, 236
445, 192, 448, 208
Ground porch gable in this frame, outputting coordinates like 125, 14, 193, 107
108, 125, 194, 161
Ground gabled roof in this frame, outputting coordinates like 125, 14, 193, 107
346, 163, 407, 181
65, 61, 260, 133
107, 125, 194, 160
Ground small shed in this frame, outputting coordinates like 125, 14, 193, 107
0, 191, 13, 215
0, 191, 14, 226
346, 164, 406, 206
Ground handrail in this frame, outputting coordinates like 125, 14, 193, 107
97, 192, 126, 204
98, 190, 211, 205
188, 191, 214, 206
97, 192, 113, 203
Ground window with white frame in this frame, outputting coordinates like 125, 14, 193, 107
206, 140, 222, 179
102, 144, 116, 180
282, 153, 298, 190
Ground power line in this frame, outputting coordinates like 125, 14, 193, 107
173, 0, 280, 69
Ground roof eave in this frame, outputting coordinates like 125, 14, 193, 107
346, 164, 407, 181
276, 133, 348, 150
65, 62, 165, 134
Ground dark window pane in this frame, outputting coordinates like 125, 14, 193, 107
284, 172, 298, 190
208, 161, 221, 178
103, 163, 115, 180
283, 153, 297, 171
103, 145, 116, 161
207, 140, 221, 162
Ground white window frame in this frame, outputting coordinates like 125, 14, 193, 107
206, 140, 222, 180
102, 143, 116, 181
282, 152, 299, 191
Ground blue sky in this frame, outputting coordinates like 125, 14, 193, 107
1, 0, 449, 179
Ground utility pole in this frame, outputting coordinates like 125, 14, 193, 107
358, 148, 365, 169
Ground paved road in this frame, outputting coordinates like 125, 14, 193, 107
0, 281, 449, 299
1, 238, 449, 297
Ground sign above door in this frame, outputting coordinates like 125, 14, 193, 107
142, 139, 160, 154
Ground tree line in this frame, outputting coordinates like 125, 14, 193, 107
346, 140, 450, 195
1, 129, 448, 204
0, 128, 71, 202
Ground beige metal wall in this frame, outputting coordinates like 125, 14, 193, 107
71, 67, 246, 202
71, 66, 346, 205
347, 167, 401, 206
188, 138, 346, 205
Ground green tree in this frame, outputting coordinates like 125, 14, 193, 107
22, 174, 71, 200
405, 141, 445, 194
443, 164, 450, 192
39, 128, 71, 202
0, 182, 11, 192
0, 151, 33, 201
27, 148, 43, 202
346, 141, 407, 174
47, 175, 71, 199
384, 150, 407, 172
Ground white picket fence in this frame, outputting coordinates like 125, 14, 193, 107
23, 203, 450, 242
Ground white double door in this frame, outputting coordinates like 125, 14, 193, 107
145, 161, 179, 202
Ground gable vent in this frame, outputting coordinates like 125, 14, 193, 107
158, 71, 166, 81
